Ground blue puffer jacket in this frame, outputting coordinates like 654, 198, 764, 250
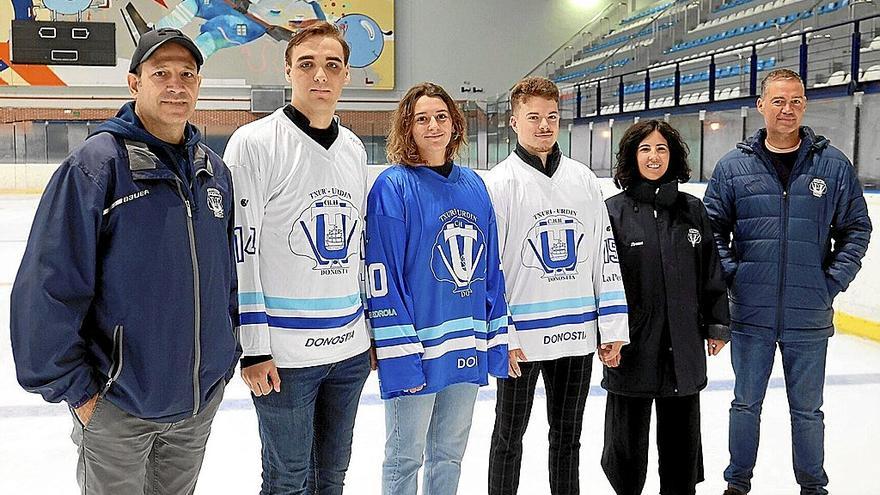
11, 102, 240, 422
704, 127, 871, 339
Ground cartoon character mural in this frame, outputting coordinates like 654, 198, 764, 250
1, 0, 394, 88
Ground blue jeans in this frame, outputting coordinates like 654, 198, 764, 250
724, 332, 829, 495
383, 382, 479, 495
252, 350, 370, 495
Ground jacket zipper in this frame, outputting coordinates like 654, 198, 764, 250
777, 188, 789, 338
753, 145, 808, 338
100, 325, 125, 396
174, 179, 202, 417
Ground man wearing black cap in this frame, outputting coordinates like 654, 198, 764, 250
10, 28, 239, 494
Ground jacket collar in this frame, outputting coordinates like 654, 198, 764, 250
737, 126, 828, 156
626, 179, 679, 209
124, 139, 212, 178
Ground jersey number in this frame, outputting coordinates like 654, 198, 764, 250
604, 238, 619, 264
367, 263, 388, 298
234, 226, 257, 263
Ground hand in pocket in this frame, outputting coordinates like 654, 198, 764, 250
74, 394, 100, 426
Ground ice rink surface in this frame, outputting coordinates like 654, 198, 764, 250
1, 194, 878, 494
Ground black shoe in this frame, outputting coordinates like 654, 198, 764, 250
723, 489, 746, 495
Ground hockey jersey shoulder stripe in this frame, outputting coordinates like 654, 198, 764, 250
509, 296, 597, 317
514, 310, 598, 331
263, 307, 364, 330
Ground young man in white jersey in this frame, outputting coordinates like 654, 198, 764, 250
484, 77, 629, 495
223, 22, 371, 495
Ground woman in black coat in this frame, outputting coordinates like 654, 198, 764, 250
600, 120, 730, 495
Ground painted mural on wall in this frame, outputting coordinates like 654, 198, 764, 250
0, 0, 394, 89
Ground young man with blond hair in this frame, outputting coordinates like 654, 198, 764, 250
484, 76, 629, 495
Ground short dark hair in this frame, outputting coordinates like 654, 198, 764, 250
510, 77, 560, 112
760, 68, 803, 96
285, 21, 350, 66
386, 82, 468, 166
613, 119, 691, 189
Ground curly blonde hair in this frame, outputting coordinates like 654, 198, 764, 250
510, 77, 560, 112
386, 82, 467, 165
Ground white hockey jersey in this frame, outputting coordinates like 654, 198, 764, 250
224, 108, 371, 368
483, 152, 629, 362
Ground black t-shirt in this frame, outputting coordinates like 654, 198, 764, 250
762, 139, 799, 189
283, 104, 339, 150
426, 161, 454, 178
515, 142, 562, 178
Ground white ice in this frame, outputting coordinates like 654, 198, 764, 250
1, 194, 878, 494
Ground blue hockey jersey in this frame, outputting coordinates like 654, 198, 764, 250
365, 164, 509, 399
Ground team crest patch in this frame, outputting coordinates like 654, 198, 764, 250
687, 228, 701, 247
290, 193, 360, 273
521, 213, 588, 281
431, 210, 486, 296
206, 188, 224, 218
809, 178, 827, 198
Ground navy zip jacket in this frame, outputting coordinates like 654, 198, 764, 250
703, 127, 871, 339
11, 102, 240, 422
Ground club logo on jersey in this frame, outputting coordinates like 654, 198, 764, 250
687, 228, 702, 247
206, 188, 224, 218
290, 192, 360, 274
521, 214, 588, 281
810, 178, 827, 198
431, 211, 486, 297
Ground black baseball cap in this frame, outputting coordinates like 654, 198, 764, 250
129, 28, 204, 74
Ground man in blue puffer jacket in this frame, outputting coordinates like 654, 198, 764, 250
704, 69, 872, 495
10, 28, 240, 494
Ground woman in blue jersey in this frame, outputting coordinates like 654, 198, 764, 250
365, 82, 509, 495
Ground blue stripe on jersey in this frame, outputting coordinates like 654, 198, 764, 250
264, 293, 362, 311
473, 320, 487, 334
417, 317, 476, 341
421, 329, 475, 348
373, 324, 418, 342
488, 316, 507, 333
598, 291, 627, 305
509, 297, 596, 316
260, 306, 364, 329
239, 292, 266, 306
598, 304, 628, 316
240, 311, 268, 325
373, 335, 422, 348
513, 310, 598, 331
